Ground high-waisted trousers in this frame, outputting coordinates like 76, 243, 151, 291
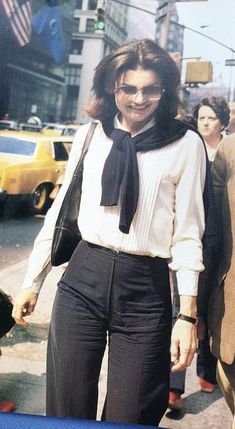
46, 240, 172, 426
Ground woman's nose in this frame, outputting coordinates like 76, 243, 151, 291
133, 89, 145, 102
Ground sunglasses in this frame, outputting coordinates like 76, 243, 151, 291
114, 85, 164, 100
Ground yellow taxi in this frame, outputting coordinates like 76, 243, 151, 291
0, 130, 74, 216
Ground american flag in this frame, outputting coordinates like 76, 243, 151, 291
0, 0, 31, 46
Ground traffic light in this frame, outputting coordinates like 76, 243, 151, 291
185, 61, 213, 84
94, 8, 105, 31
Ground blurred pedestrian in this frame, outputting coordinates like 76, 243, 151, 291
0, 289, 16, 413
226, 116, 235, 134
13, 38, 207, 426
193, 96, 229, 391
209, 131, 235, 429
169, 96, 229, 410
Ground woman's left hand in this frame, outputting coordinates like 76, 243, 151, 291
170, 318, 197, 372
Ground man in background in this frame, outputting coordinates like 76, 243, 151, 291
209, 132, 235, 429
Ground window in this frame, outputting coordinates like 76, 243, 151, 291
0, 137, 36, 156
73, 17, 80, 33
75, 0, 82, 9
88, 0, 98, 10
64, 86, 80, 123
86, 19, 95, 33
71, 39, 84, 55
65, 66, 81, 86
53, 142, 69, 161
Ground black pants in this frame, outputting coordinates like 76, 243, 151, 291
197, 329, 217, 385
46, 241, 172, 426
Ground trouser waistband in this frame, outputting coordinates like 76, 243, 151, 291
84, 240, 166, 263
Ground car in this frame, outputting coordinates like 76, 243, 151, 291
0, 120, 18, 131
41, 123, 80, 137
0, 131, 74, 216
41, 123, 66, 136
61, 124, 80, 136
19, 116, 43, 133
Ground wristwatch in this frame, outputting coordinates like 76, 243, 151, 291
177, 313, 198, 325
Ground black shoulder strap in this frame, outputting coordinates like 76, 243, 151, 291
80, 121, 98, 160
72, 121, 98, 178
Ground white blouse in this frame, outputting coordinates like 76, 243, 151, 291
22, 119, 206, 296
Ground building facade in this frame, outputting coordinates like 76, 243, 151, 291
155, 1, 184, 58
67, 0, 129, 124
0, 0, 129, 125
0, 0, 75, 123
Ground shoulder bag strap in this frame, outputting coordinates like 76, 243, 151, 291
73, 121, 97, 176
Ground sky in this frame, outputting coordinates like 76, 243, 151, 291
176, 0, 235, 87
128, 0, 235, 89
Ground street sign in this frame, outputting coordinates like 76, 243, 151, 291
225, 59, 235, 66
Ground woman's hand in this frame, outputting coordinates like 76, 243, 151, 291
12, 288, 39, 327
170, 318, 197, 372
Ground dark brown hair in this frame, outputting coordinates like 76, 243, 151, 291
193, 96, 230, 129
86, 38, 180, 128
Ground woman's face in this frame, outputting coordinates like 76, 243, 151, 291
114, 68, 163, 133
197, 105, 222, 141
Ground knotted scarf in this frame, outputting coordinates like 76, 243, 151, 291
100, 118, 218, 247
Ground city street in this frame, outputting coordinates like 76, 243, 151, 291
0, 215, 44, 269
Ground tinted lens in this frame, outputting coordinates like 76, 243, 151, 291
120, 86, 137, 95
115, 85, 162, 98
143, 86, 161, 96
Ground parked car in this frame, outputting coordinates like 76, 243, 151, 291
0, 120, 18, 131
0, 131, 73, 216
19, 123, 42, 133
19, 116, 43, 133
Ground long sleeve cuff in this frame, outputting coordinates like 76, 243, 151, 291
176, 269, 199, 296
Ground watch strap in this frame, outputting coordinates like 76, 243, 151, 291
177, 313, 198, 325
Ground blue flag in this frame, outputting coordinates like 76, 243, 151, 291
32, 1, 65, 63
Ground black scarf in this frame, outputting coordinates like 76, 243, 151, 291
100, 118, 218, 247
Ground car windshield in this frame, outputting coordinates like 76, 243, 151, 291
0, 136, 36, 156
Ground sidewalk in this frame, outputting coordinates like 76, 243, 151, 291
0, 259, 233, 428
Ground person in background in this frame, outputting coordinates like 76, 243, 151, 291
209, 131, 235, 429
226, 102, 235, 134
194, 96, 230, 162
193, 96, 230, 390
226, 116, 235, 135
12, 39, 207, 426
0, 289, 16, 413
169, 96, 230, 410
